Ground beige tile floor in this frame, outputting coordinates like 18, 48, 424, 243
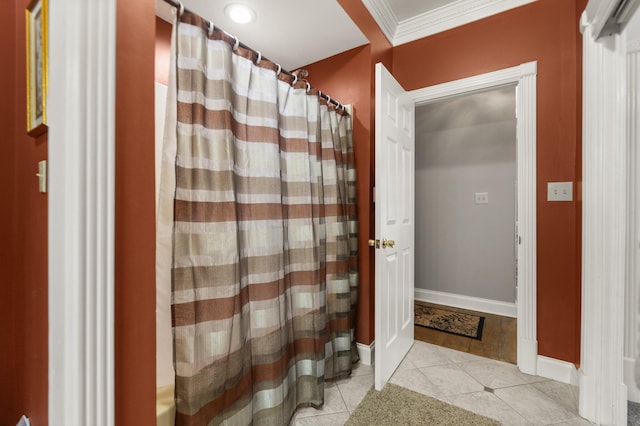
290, 340, 593, 425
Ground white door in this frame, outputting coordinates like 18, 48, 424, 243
374, 63, 415, 390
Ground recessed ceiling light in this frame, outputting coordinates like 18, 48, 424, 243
225, 3, 256, 24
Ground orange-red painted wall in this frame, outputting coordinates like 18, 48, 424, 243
0, 0, 49, 424
392, 0, 584, 363
0, 1, 18, 422
115, 0, 157, 424
308, 0, 586, 362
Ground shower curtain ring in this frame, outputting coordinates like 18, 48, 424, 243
276, 64, 282, 76
233, 36, 240, 51
306, 82, 311, 93
177, 1, 184, 16
292, 74, 298, 85
327, 95, 331, 105
208, 21, 214, 35
255, 51, 262, 65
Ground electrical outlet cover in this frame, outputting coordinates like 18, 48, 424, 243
547, 182, 573, 201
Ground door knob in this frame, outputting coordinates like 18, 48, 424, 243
382, 239, 395, 248
368, 239, 380, 249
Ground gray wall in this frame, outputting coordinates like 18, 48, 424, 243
415, 86, 516, 303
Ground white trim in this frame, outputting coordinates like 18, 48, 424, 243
580, 9, 628, 425
410, 61, 537, 104
625, 30, 640, 406
585, 0, 623, 38
585, 0, 640, 39
48, 0, 116, 425
409, 61, 538, 376
362, 0, 537, 46
537, 355, 579, 386
625, 357, 640, 402
357, 341, 375, 366
415, 289, 517, 318
361, 0, 397, 46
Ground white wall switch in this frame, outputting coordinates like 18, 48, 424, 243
547, 181, 573, 201
475, 192, 489, 204
37, 160, 47, 193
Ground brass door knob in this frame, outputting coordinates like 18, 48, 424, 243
382, 239, 395, 248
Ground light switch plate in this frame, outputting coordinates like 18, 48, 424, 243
547, 181, 572, 201
37, 160, 47, 193
475, 192, 489, 204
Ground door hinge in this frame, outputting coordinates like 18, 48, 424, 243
372, 187, 376, 203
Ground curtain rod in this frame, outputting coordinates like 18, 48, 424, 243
161, 0, 347, 112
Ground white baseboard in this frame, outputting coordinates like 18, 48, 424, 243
625, 357, 640, 403
519, 338, 538, 376
415, 288, 517, 318
536, 355, 579, 386
357, 341, 375, 366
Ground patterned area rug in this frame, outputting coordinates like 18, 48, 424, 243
415, 304, 485, 340
629, 401, 640, 426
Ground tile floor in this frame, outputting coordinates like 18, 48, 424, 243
290, 340, 593, 425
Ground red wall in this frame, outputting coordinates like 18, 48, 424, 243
0, 1, 18, 421
0, 0, 49, 424
309, 0, 586, 363
393, 0, 584, 363
115, 0, 157, 424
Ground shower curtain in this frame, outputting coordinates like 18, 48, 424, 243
160, 11, 359, 425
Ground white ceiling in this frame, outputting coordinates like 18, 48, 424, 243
156, 0, 536, 71
364, 0, 537, 46
155, 0, 368, 71
389, 0, 455, 21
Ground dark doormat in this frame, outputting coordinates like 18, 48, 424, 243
415, 304, 485, 340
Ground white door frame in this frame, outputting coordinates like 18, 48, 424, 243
625, 33, 640, 404
48, 0, 116, 424
408, 61, 538, 375
579, 3, 638, 423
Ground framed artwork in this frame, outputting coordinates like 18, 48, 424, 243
26, 0, 48, 137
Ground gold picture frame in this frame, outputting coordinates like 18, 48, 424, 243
26, 0, 48, 137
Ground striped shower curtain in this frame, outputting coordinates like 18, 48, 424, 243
166, 12, 359, 425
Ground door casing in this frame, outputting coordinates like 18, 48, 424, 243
407, 61, 538, 375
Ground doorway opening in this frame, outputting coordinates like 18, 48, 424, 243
408, 61, 538, 375
413, 86, 517, 363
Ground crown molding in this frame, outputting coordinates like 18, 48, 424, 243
361, 0, 397, 44
363, 0, 538, 46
